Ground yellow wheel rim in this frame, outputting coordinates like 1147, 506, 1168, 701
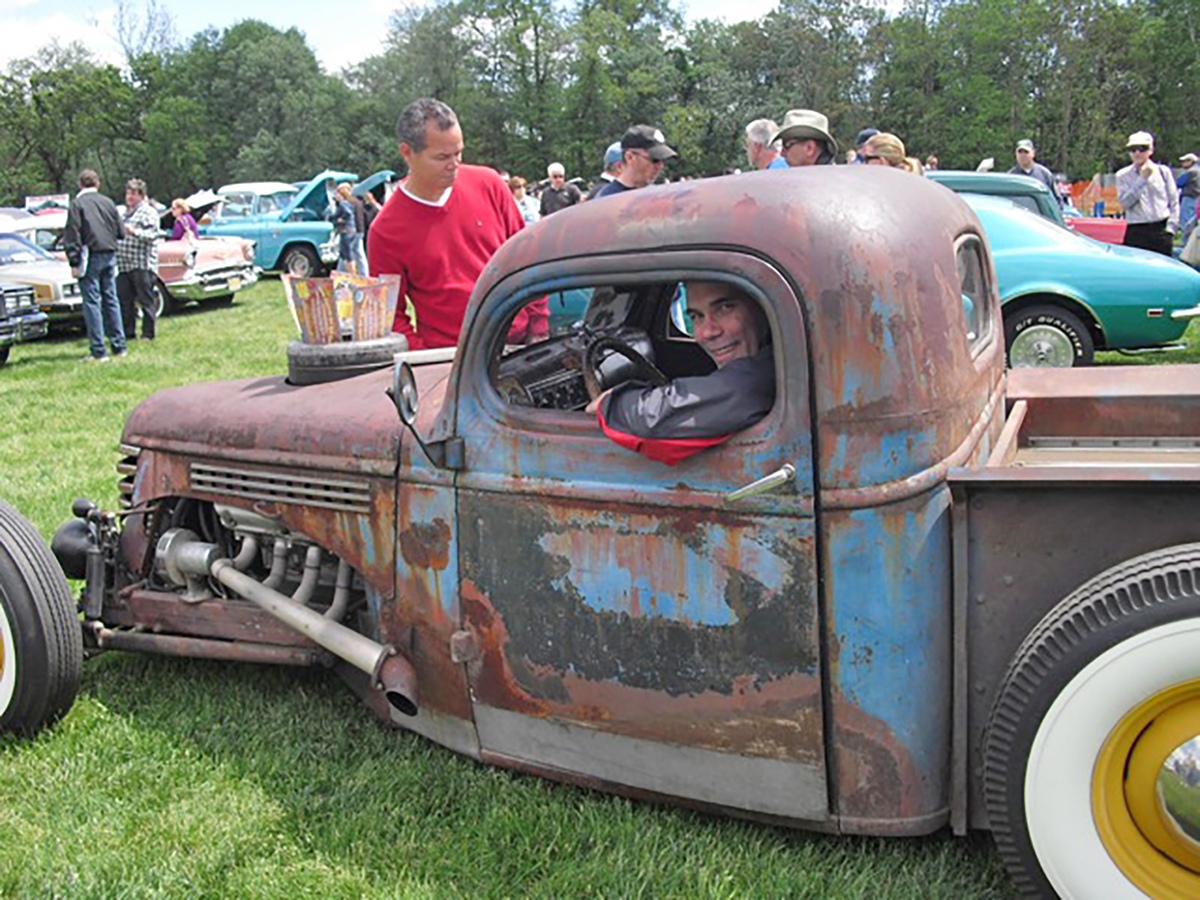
1094, 679, 1200, 898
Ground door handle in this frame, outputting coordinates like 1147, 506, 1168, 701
725, 464, 796, 502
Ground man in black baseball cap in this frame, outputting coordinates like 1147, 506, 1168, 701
595, 125, 676, 198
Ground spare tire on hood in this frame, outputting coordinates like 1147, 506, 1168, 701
287, 333, 409, 385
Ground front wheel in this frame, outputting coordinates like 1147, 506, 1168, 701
985, 544, 1200, 899
281, 246, 320, 278
1004, 304, 1095, 368
0, 499, 82, 735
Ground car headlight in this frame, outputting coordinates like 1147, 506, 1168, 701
3, 292, 16, 315
62, 282, 80, 297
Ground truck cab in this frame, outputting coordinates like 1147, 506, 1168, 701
7, 167, 1200, 899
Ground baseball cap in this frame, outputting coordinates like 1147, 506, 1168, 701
1180, 153, 1198, 163
1016, 139, 1035, 153
620, 125, 677, 162
604, 141, 623, 166
855, 127, 880, 147
1126, 130, 1155, 149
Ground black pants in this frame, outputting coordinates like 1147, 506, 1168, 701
1124, 219, 1174, 257
118, 269, 157, 339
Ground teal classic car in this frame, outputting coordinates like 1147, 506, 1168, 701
963, 192, 1200, 366
200, 171, 359, 277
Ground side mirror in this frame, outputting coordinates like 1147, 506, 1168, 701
389, 360, 448, 468
394, 361, 418, 426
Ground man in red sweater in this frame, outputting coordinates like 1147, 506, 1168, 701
368, 98, 547, 350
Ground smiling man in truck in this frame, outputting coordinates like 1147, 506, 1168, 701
588, 281, 775, 464
368, 98, 547, 350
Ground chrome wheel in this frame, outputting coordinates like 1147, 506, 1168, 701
1008, 323, 1077, 367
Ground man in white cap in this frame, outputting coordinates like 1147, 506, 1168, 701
1116, 130, 1179, 257
744, 119, 788, 170
772, 110, 837, 168
595, 125, 677, 198
1009, 139, 1059, 199
1176, 152, 1198, 238
587, 142, 624, 200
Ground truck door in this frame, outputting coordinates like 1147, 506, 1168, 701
451, 251, 828, 823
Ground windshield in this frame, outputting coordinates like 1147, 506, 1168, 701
0, 234, 55, 264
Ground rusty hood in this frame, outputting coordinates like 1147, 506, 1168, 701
123, 365, 451, 477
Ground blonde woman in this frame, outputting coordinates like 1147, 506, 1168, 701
169, 199, 199, 241
862, 133, 925, 176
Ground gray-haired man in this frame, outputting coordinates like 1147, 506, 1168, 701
745, 119, 788, 170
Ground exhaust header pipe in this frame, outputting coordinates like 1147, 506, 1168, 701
157, 529, 418, 716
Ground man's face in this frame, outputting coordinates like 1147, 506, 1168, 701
1016, 147, 1034, 167
125, 189, 144, 208
685, 281, 765, 368
782, 136, 821, 167
550, 172, 565, 188
624, 149, 664, 187
400, 122, 464, 192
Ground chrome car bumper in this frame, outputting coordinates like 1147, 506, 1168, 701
164, 265, 259, 301
0, 311, 49, 345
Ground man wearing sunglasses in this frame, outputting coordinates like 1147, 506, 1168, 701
595, 125, 677, 198
1116, 130, 1180, 257
772, 110, 837, 168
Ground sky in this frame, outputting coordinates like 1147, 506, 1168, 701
2, 0, 785, 74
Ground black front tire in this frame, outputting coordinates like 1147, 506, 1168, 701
1004, 304, 1095, 368
281, 246, 320, 278
0, 500, 82, 735
985, 544, 1200, 898
286, 333, 409, 385
151, 279, 179, 317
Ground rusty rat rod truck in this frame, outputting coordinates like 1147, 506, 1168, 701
4, 168, 1200, 898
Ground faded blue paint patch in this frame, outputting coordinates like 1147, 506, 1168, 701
537, 522, 763, 627
356, 515, 377, 568
829, 486, 952, 788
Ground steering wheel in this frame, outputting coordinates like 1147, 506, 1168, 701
582, 335, 668, 400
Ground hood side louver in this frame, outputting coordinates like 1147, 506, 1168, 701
189, 462, 372, 513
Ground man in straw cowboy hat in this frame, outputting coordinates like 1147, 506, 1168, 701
773, 110, 838, 168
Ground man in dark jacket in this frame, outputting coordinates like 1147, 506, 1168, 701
590, 281, 775, 464
64, 169, 127, 361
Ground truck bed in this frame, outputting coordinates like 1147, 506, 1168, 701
947, 364, 1200, 833
981, 364, 1200, 475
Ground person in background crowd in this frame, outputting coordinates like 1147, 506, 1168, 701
1009, 139, 1059, 201
368, 97, 546, 349
509, 176, 540, 225
539, 163, 582, 216
63, 168, 127, 362
595, 125, 677, 197
117, 177, 160, 341
169, 199, 198, 241
774, 110, 837, 168
924, 154, 939, 171
862, 133, 924, 175
854, 128, 880, 164
744, 119, 788, 170
845, 149, 858, 165
350, 188, 369, 275
1117, 130, 1180, 257
331, 183, 358, 273
1176, 153, 1198, 238
587, 142, 624, 199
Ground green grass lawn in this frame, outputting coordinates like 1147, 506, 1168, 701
10, 283, 1197, 898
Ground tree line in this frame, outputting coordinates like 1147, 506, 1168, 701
1, 0, 1196, 204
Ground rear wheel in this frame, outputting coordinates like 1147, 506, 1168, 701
985, 544, 1200, 899
1005, 304, 1094, 368
0, 499, 82, 735
281, 246, 320, 278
